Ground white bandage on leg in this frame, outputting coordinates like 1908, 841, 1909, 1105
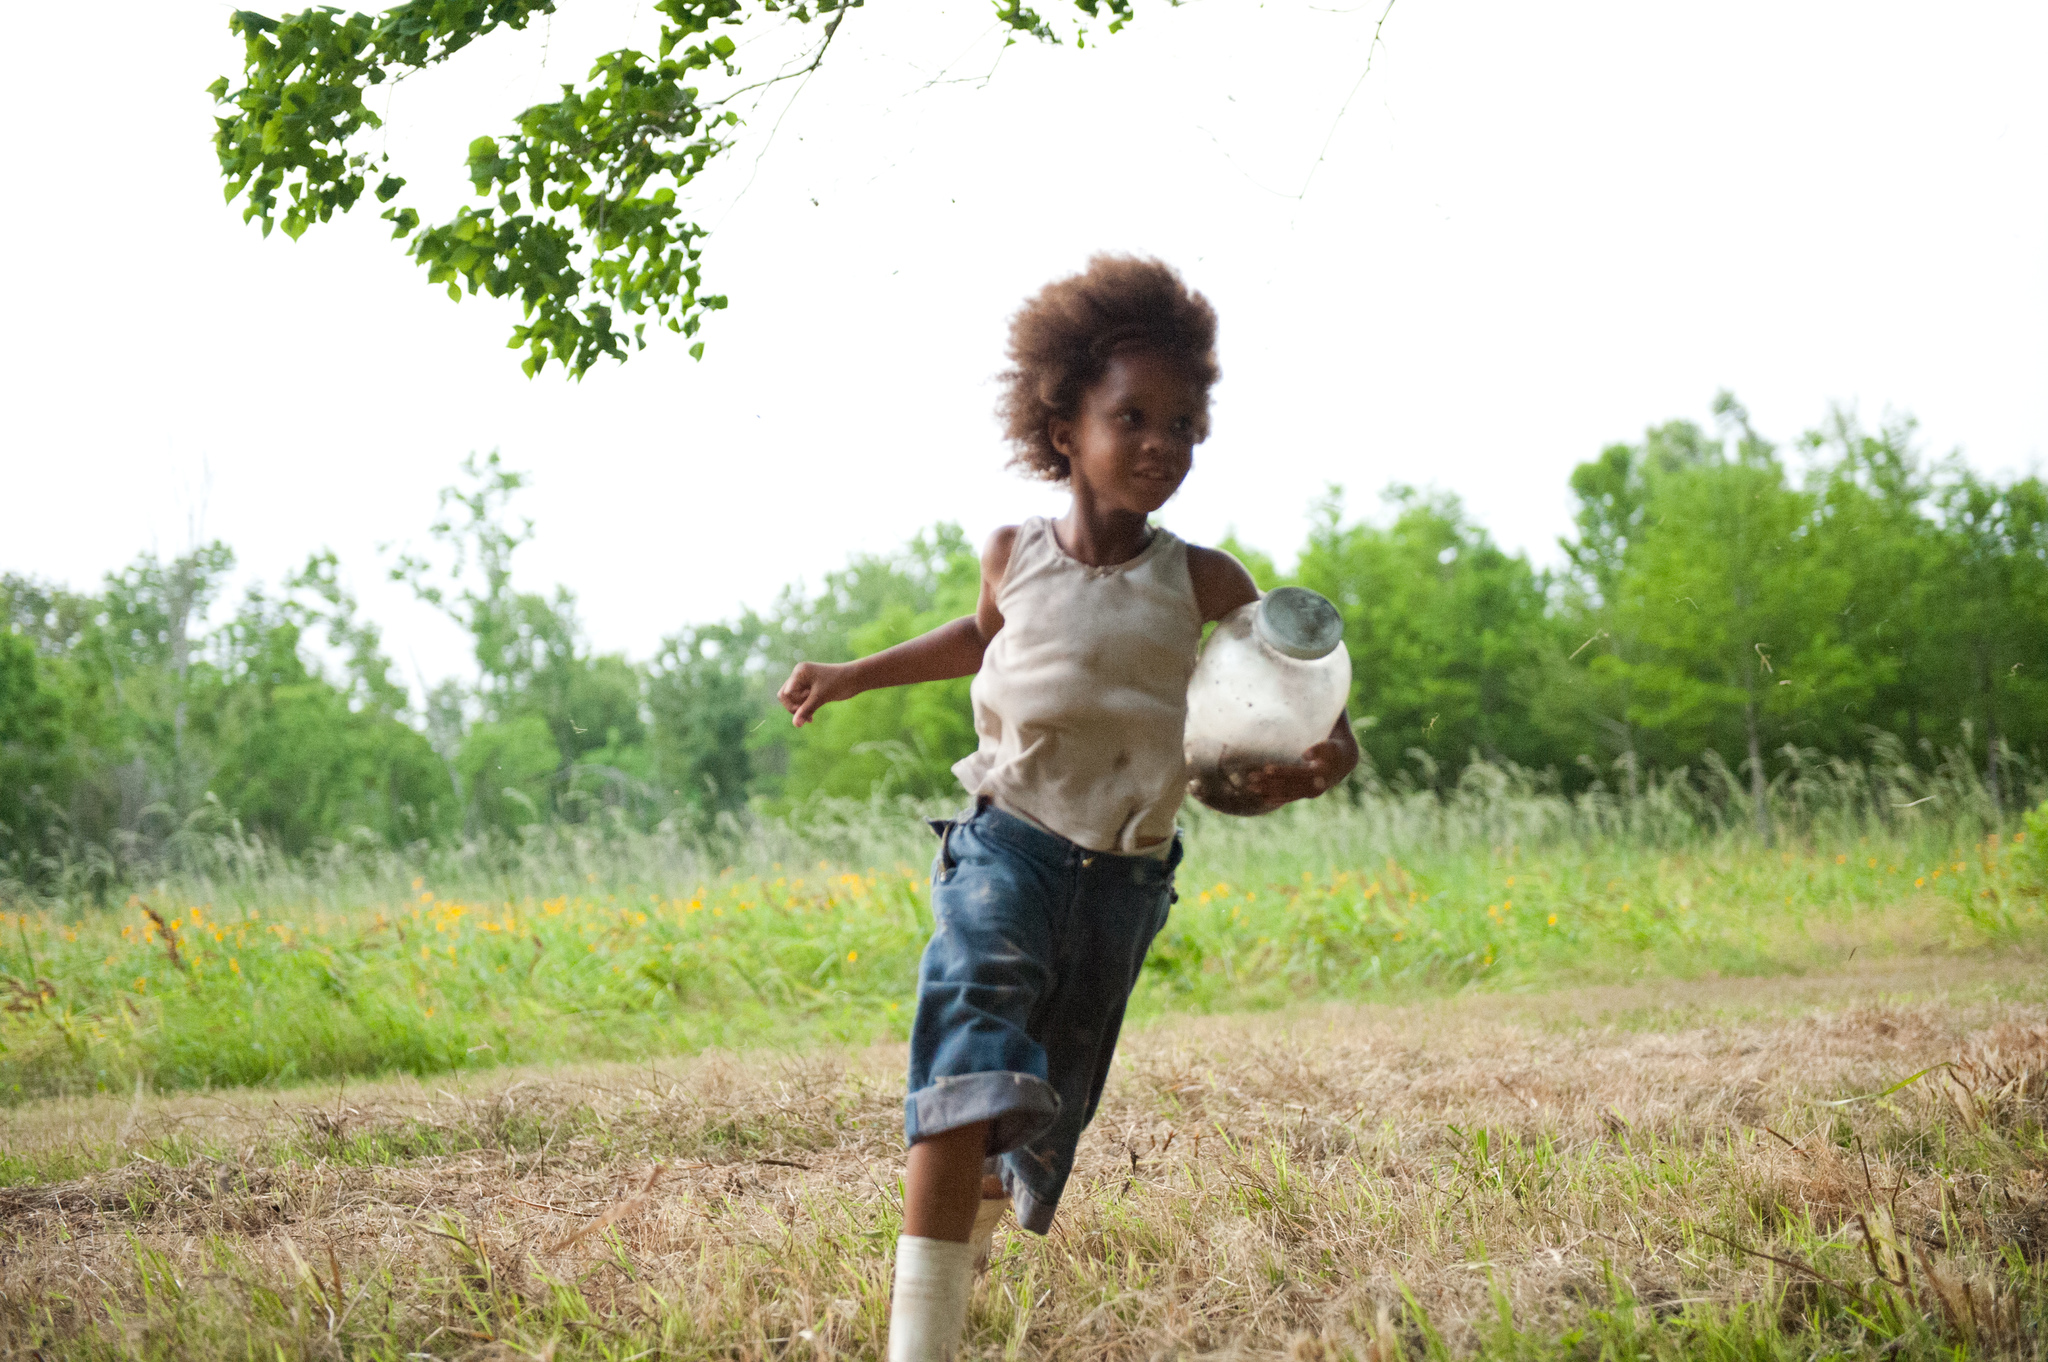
887, 1235, 976, 1362
969, 1197, 1008, 1274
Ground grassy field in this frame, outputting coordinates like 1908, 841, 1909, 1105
3, 790, 2047, 1357
3, 957, 2045, 1359
2, 794, 2042, 1105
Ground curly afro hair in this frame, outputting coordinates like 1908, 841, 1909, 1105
997, 255, 1220, 482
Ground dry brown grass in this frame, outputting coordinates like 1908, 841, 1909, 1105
3, 955, 2046, 1359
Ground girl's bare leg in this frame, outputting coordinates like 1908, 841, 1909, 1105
892, 1120, 994, 1360
903, 1120, 991, 1240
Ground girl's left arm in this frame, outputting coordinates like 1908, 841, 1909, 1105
1185, 544, 1360, 805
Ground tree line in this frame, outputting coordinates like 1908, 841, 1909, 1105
4, 398, 2044, 893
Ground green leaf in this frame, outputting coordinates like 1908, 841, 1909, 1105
206, 0, 1125, 377
1817, 1063, 1955, 1107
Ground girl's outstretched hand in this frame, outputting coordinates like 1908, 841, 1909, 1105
779, 661, 859, 726
1241, 737, 1355, 807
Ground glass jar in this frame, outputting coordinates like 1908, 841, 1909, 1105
1184, 587, 1351, 815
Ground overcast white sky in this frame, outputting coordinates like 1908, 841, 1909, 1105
3, 1, 2044, 689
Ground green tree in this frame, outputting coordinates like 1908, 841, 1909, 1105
203, 597, 454, 851
1557, 419, 1725, 794
1586, 397, 1857, 836
393, 453, 658, 826
639, 524, 984, 809
779, 525, 982, 800
0, 630, 72, 878
1797, 410, 1944, 755
2, 575, 107, 866
1925, 471, 2048, 812
648, 617, 775, 822
97, 543, 241, 816
286, 549, 414, 713
207, 0, 1140, 375
5, 543, 460, 875
1292, 487, 1561, 786
391, 451, 539, 697
456, 714, 562, 833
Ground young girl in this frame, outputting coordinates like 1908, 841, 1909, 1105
778, 256, 1359, 1361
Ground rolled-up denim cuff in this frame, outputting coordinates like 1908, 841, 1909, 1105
905, 1071, 1060, 1154
1006, 1173, 1057, 1235
983, 1153, 1061, 1234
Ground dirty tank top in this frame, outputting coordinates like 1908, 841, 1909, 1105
952, 516, 1204, 853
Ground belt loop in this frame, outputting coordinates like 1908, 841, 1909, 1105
926, 816, 959, 880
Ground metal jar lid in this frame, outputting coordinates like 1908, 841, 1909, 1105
1253, 586, 1344, 660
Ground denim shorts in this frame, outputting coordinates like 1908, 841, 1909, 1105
905, 800, 1180, 1234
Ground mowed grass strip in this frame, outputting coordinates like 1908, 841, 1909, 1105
5, 829, 2044, 1103
2, 961, 2044, 1359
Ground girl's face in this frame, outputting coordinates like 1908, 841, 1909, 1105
1050, 352, 1208, 515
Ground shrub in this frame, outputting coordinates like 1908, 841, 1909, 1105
2020, 801, 2048, 892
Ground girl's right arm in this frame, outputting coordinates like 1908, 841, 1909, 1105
778, 526, 1016, 727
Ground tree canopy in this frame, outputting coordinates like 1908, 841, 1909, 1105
8, 396, 2045, 899
209, 0, 1139, 376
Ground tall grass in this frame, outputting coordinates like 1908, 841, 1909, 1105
1, 742, 2042, 1104
18, 735, 2031, 916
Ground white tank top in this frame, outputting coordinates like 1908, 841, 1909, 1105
952, 517, 1204, 853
